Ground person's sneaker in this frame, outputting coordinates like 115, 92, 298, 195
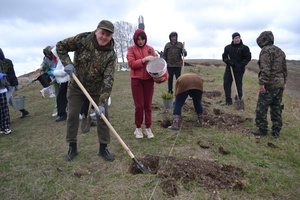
98, 147, 115, 162
40, 90, 45, 98
64, 145, 78, 161
52, 112, 58, 117
220, 102, 232, 106
251, 130, 268, 136
20, 110, 29, 119
49, 94, 56, 98
145, 128, 154, 138
1, 129, 12, 135
134, 128, 143, 138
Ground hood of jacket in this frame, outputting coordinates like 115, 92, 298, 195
43, 46, 53, 55
0, 48, 5, 60
257, 31, 274, 48
133, 29, 147, 47
169, 31, 178, 42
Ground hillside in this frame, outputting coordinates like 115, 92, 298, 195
17, 59, 300, 99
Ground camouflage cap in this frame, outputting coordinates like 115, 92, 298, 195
97, 20, 114, 33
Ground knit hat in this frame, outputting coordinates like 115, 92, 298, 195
97, 20, 114, 33
232, 32, 240, 39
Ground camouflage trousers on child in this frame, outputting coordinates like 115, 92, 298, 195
255, 88, 283, 134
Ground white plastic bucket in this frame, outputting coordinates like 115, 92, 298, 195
146, 58, 168, 84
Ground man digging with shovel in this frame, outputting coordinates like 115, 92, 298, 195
56, 20, 117, 162
221, 32, 251, 109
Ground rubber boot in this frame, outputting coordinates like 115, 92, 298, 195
65, 142, 78, 161
197, 114, 203, 126
168, 115, 180, 130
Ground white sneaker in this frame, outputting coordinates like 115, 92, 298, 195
52, 112, 57, 117
134, 128, 143, 138
40, 90, 45, 98
90, 111, 96, 117
145, 128, 154, 138
49, 94, 56, 98
0, 129, 12, 135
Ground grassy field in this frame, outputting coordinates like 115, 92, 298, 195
1, 60, 300, 199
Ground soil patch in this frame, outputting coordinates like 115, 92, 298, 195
129, 155, 245, 197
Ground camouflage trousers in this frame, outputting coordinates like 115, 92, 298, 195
255, 88, 283, 134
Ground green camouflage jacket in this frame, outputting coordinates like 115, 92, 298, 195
163, 42, 186, 67
56, 31, 116, 99
257, 31, 287, 89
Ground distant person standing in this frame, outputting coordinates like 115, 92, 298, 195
56, 20, 117, 162
39, 46, 58, 99
163, 32, 187, 94
251, 31, 287, 137
0, 60, 11, 134
51, 47, 70, 122
127, 28, 157, 139
168, 73, 204, 130
0, 48, 29, 119
221, 32, 251, 106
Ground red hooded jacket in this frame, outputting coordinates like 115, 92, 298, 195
127, 29, 157, 80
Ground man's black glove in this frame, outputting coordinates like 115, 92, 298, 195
14, 86, 18, 91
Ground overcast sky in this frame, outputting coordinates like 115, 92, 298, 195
1, 0, 299, 76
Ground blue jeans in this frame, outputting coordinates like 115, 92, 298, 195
173, 89, 203, 116
167, 67, 181, 93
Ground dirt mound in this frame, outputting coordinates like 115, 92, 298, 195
129, 155, 245, 197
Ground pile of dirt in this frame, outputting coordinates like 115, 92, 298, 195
161, 90, 254, 133
129, 155, 246, 197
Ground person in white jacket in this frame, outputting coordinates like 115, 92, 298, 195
52, 47, 70, 122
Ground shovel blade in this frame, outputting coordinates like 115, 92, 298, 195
234, 99, 244, 110
132, 157, 150, 173
81, 116, 91, 133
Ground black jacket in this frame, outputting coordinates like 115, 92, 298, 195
0, 48, 18, 86
222, 40, 251, 71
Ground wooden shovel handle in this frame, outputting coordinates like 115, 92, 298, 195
72, 73, 135, 159
229, 66, 240, 100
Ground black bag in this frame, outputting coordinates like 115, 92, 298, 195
37, 72, 51, 88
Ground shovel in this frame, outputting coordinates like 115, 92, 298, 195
72, 73, 149, 173
229, 65, 244, 110
81, 102, 92, 133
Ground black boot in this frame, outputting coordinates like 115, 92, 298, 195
65, 143, 78, 161
98, 144, 115, 162
19, 109, 29, 119
251, 130, 268, 136
56, 114, 67, 122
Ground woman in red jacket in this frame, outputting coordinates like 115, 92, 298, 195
127, 29, 157, 139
